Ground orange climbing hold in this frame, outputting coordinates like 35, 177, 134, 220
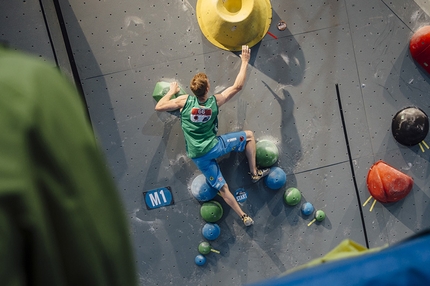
366, 161, 413, 203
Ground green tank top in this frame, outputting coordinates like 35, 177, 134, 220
181, 95, 219, 158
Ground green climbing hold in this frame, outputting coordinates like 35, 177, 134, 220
198, 242, 212, 254
307, 209, 326, 226
284, 187, 302, 206
152, 81, 187, 102
315, 210, 326, 221
200, 201, 223, 222
198, 241, 220, 255
256, 140, 279, 167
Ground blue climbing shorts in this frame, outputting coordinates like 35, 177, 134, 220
192, 131, 247, 190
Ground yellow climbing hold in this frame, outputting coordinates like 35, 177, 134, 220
196, 0, 272, 51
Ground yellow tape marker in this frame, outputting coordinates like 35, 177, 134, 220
307, 219, 316, 227
419, 143, 425, 153
369, 199, 377, 212
363, 195, 373, 207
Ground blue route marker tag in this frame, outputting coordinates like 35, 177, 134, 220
143, 187, 174, 210
234, 188, 248, 203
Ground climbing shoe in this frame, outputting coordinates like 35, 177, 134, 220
250, 168, 270, 183
242, 214, 254, 226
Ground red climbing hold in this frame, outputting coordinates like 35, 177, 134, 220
366, 161, 413, 203
410, 25, 430, 74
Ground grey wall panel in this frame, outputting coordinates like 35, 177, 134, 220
347, 0, 429, 154
0, 0, 56, 64
59, 0, 351, 80
58, 0, 220, 80
269, 0, 349, 38
249, 24, 372, 172
382, 0, 430, 32
347, 0, 430, 246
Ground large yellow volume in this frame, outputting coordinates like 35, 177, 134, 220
196, 0, 272, 51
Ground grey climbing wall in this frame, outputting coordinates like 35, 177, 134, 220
0, 0, 56, 64
347, 0, 430, 248
2, 0, 430, 285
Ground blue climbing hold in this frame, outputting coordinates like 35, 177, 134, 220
191, 174, 218, 202
264, 167, 287, 190
202, 223, 221, 241
301, 202, 314, 216
195, 254, 206, 266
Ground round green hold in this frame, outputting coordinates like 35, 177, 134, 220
200, 201, 223, 222
315, 210, 326, 221
256, 140, 279, 167
198, 242, 211, 255
284, 187, 302, 206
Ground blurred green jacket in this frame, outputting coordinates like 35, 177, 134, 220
0, 46, 137, 286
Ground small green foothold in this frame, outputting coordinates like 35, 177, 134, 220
152, 81, 187, 102
315, 210, 326, 221
308, 210, 326, 226
284, 187, 302, 206
198, 241, 220, 255
198, 242, 211, 254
